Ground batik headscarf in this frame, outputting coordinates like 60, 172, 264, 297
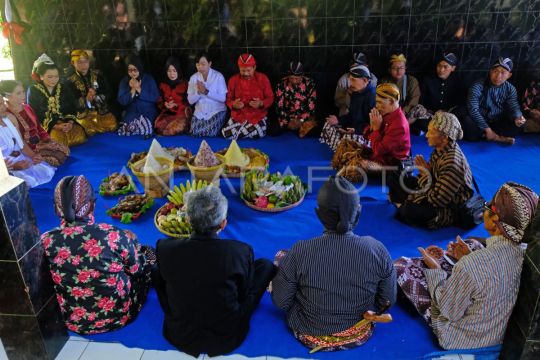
437, 52, 458, 66
288, 61, 304, 75
376, 83, 400, 102
489, 182, 538, 243
430, 111, 463, 141
315, 176, 361, 233
54, 175, 96, 224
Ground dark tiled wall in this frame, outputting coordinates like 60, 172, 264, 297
5, 0, 540, 114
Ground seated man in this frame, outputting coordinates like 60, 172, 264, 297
320, 63, 375, 151
66, 50, 118, 135
41, 175, 154, 334
380, 54, 422, 124
463, 57, 526, 144
395, 182, 538, 352
275, 61, 317, 137
154, 187, 275, 357
272, 176, 396, 352
390, 112, 475, 229
335, 52, 378, 116
417, 52, 465, 133
222, 53, 274, 139
521, 78, 540, 133
332, 83, 411, 183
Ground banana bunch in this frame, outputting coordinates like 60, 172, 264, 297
157, 210, 192, 236
167, 179, 209, 205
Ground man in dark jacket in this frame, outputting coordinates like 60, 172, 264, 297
154, 186, 275, 357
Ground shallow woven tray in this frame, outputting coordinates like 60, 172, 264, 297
216, 148, 270, 178
243, 194, 305, 213
154, 203, 190, 238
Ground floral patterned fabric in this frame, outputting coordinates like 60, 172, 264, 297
41, 217, 152, 334
275, 76, 316, 126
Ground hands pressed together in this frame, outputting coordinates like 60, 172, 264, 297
418, 235, 471, 269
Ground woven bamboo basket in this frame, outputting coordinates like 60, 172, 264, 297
186, 154, 225, 186
131, 157, 174, 198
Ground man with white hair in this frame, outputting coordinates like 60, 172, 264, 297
153, 186, 275, 357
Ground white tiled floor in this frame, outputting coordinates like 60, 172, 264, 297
54, 338, 312, 360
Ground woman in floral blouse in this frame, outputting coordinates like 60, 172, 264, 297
275, 61, 317, 137
41, 175, 154, 334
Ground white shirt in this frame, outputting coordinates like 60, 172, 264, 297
187, 68, 227, 120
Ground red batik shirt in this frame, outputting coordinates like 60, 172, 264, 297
41, 217, 146, 334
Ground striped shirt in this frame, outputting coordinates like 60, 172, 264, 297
271, 231, 396, 336
411, 141, 474, 228
424, 235, 525, 349
467, 79, 522, 130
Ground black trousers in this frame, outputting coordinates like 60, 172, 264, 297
240, 259, 277, 317
460, 114, 521, 141
396, 200, 438, 227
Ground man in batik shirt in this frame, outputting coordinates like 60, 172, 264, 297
222, 53, 274, 139
275, 61, 317, 137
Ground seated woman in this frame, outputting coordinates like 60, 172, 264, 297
271, 176, 396, 353
27, 54, 87, 147
41, 175, 154, 334
187, 53, 228, 137
117, 55, 159, 136
0, 98, 55, 187
154, 56, 191, 136
394, 182, 538, 352
275, 61, 317, 137
521, 78, 540, 133
66, 49, 118, 136
390, 112, 474, 229
153, 186, 275, 357
380, 54, 423, 124
0, 80, 69, 167
320, 63, 375, 150
332, 83, 411, 182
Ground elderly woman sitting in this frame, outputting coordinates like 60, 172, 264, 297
41, 175, 154, 334
394, 182, 538, 353
332, 83, 411, 183
271, 176, 396, 352
153, 186, 275, 357
389, 112, 474, 229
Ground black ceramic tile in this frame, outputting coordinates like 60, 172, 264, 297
326, 18, 354, 46
271, 0, 301, 19
517, 42, 540, 69
460, 43, 493, 71
301, 0, 326, 18
245, 19, 274, 47
36, 297, 68, 360
324, 46, 355, 70
501, 316, 527, 359
493, 11, 530, 41
521, 12, 540, 41
465, 13, 497, 42
0, 217, 16, 261
273, 47, 301, 74
356, 1, 383, 17
0, 182, 41, 261
491, 42, 521, 65
440, 0, 470, 14
531, 0, 540, 12
353, 16, 381, 45
0, 261, 34, 315
298, 18, 324, 46
163, 0, 195, 20
409, 15, 439, 44
380, 15, 410, 44
19, 244, 55, 317
412, 0, 440, 15
272, 18, 300, 46
324, 0, 355, 18
381, 0, 411, 16
521, 341, 540, 360
437, 15, 467, 43
0, 314, 48, 360
406, 44, 436, 73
